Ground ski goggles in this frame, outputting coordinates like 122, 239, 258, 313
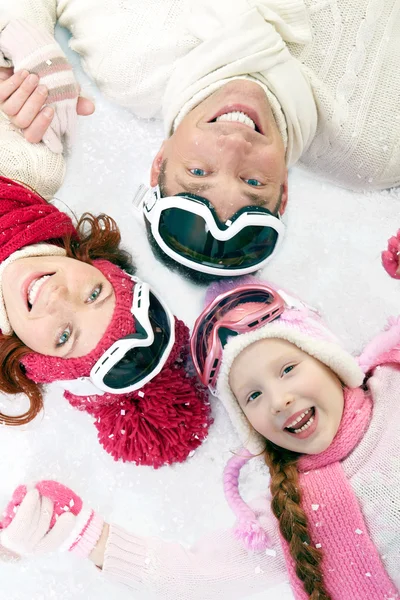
190, 283, 285, 394
59, 277, 175, 396
133, 185, 285, 277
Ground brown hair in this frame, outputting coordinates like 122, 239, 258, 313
0, 212, 135, 427
264, 441, 331, 599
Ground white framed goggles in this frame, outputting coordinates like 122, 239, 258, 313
133, 185, 285, 277
58, 276, 175, 396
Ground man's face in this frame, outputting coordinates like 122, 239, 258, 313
151, 81, 288, 221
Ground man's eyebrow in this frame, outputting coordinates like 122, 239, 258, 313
175, 176, 213, 194
175, 176, 274, 208
243, 191, 274, 208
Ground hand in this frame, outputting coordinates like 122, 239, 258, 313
0, 481, 104, 558
0, 67, 94, 146
382, 230, 400, 279
0, 489, 76, 556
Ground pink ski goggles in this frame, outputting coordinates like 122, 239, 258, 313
190, 283, 285, 393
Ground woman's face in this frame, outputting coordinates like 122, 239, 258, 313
229, 338, 344, 454
2, 256, 115, 358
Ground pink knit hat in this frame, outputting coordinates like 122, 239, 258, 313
0, 177, 212, 467
200, 278, 364, 455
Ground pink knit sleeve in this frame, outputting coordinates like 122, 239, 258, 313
102, 505, 288, 599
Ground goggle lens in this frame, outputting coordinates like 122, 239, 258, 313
102, 292, 171, 390
158, 208, 278, 269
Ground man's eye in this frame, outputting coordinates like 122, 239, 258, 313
247, 391, 261, 404
244, 178, 262, 187
57, 326, 71, 347
189, 168, 208, 177
87, 284, 102, 303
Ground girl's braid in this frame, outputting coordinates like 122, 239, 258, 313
264, 442, 331, 600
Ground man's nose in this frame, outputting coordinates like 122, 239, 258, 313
216, 133, 252, 163
270, 391, 295, 416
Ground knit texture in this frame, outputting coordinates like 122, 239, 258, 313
2, 1, 399, 189
0, 480, 104, 558
0, 111, 65, 199
0, 176, 211, 467
45, 0, 400, 191
21, 261, 213, 467
63, 316, 212, 468
73, 364, 400, 596
0, 19, 79, 154
282, 387, 397, 599
0, 176, 76, 262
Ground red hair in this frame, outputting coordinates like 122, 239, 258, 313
0, 212, 135, 426
264, 441, 331, 599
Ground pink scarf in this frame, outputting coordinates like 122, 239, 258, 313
281, 386, 398, 599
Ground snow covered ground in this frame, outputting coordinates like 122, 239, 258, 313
0, 26, 398, 600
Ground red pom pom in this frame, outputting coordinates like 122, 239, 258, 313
90, 367, 212, 468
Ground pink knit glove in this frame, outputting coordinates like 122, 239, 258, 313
0, 481, 103, 557
0, 19, 79, 154
382, 230, 400, 279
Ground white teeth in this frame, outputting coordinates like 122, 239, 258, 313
287, 408, 310, 429
293, 416, 314, 433
28, 275, 51, 306
216, 111, 256, 130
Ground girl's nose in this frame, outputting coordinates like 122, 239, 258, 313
270, 392, 295, 415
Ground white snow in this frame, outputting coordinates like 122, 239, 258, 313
0, 26, 398, 600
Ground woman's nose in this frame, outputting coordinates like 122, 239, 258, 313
45, 285, 69, 314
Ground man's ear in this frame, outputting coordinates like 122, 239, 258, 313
278, 172, 289, 216
150, 143, 165, 187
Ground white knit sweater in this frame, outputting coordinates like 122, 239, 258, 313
100, 364, 400, 598
1, 0, 400, 192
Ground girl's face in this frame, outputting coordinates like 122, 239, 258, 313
2, 256, 115, 358
229, 338, 344, 454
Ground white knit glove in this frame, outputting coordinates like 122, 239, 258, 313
0, 19, 79, 153
0, 482, 104, 558
0, 489, 75, 556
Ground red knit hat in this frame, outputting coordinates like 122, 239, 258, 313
0, 177, 212, 467
0, 176, 77, 261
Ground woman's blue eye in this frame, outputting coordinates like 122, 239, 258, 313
87, 284, 102, 303
244, 178, 262, 187
282, 365, 295, 376
247, 391, 261, 403
189, 168, 207, 177
57, 327, 71, 347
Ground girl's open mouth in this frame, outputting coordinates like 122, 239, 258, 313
284, 407, 316, 435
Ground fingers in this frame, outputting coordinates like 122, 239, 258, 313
28, 496, 53, 549
0, 543, 20, 562
77, 95, 95, 116
0, 489, 40, 552
42, 125, 63, 154
23, 106, 55, 144
36, 511, 75, 554
1, 72, 49, 125
0, 67, 14, 82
